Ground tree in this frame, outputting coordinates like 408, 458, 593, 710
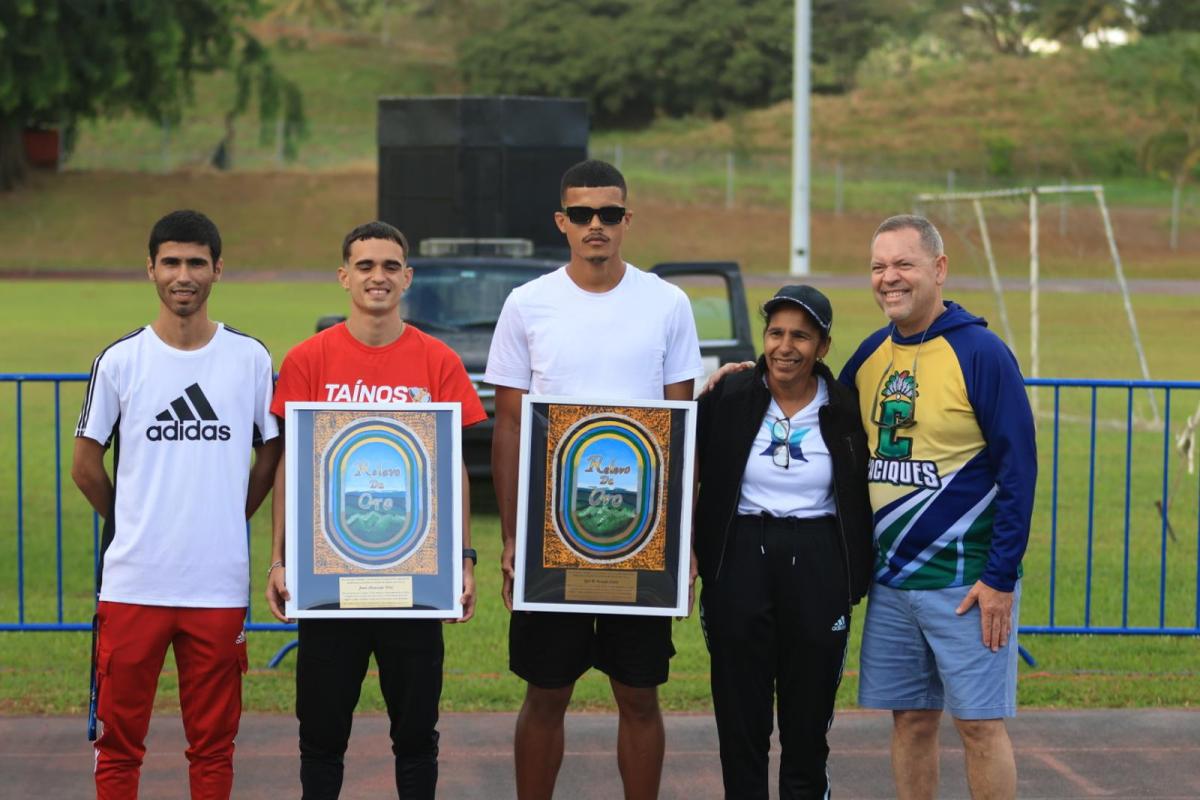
621, 0, 794, 117
928, 0, 1133, 56
458, 0, 893, 125
458, 0, 650, 126
1134, 0, 1200, 34
955, 0, 1042, 55
1105, 33, 1200, 244
1039, 0, 1133, 46
0, 0, 304, 190
811, 0, 894, 93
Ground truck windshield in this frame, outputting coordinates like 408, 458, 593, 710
404, 263, 553, 330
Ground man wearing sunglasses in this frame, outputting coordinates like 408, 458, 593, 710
838, 214, 1036, 800
486, 159, 703, 799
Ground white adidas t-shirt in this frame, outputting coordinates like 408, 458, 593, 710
737, 377, 836, 518
76, 323, 279, 607
484, 264, 703, 399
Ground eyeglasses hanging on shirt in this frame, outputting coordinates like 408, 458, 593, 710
765, 417, 811, 470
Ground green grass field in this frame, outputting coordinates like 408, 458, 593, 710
3, 3, 1198, 721
2, 170, 1196, 284
0, 280, 1197, 715
56, 23, 1183, 187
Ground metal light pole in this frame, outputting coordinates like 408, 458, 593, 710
789, 0, 811, 276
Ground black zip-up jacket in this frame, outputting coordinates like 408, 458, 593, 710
694, 357, 875, 603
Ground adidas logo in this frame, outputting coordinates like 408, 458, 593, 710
234, 629, 246, 646
146, 383, 231, 442
831, 615, 847, 632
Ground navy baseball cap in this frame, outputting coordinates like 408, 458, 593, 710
762, 285, 833, 332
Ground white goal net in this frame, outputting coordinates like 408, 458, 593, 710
914, 184, 1159, 426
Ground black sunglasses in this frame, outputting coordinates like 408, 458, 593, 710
563, 205, 626, 226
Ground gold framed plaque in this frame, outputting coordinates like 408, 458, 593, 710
513, 396, 696, 616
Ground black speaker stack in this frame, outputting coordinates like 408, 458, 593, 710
378, 96, 589, 255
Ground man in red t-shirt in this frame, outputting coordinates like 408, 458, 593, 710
266, 221, 485, 799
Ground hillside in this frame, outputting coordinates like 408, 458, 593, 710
66, 20, 462, 172
592, 49, 1153, 180
64, 33, 1155, 183
13, 26, 1196, 279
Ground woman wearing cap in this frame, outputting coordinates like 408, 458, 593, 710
694, 284, 874, 798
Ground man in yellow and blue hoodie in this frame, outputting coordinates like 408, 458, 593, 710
839, 214, 1035, 800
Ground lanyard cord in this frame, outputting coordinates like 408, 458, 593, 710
871, 324, 931, 427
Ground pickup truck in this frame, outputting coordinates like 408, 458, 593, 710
319, 243, 756, 477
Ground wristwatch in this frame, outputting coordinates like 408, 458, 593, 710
462, 548, 478, 566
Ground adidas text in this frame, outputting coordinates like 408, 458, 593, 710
146, 420, 231, 442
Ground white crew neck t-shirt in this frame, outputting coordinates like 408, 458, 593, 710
737, 377, 836, 518
484, 264, 703, 400
76, 323, 279, 607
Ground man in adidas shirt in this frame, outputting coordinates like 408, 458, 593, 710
72, 210, 281, 799
266, 221, 485, 799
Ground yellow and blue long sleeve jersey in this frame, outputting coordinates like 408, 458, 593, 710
838, 302, 1036, 591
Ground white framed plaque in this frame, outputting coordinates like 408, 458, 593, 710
284, 402, 462, 618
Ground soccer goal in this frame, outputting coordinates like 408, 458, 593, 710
914, 184, 1159, 426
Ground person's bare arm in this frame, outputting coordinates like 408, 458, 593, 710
265, 453, 290, 622
700, 361, 755, 396
71, 437, 112, 518
492, 386, 527, 611
449, 462, 476, 623
664, 380, 695, 402
246, 438, 281, 519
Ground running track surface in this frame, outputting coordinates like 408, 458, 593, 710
4, 709, 1199, 798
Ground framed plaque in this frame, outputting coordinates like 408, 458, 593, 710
513, 396, 696, 616
284, 402, 463, 618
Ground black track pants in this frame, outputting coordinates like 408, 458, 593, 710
701, 514, 851, 800
296, 618, 444, 799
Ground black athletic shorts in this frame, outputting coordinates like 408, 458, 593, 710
508, 611, 675, 689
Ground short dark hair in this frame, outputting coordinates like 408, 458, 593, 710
872, 214, 944, 259
560, 159, 627, 204
148, 210, 221, 263
341, 221, 410, 263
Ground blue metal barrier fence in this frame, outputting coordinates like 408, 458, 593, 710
0, 373, 294, 635
3, 374, 1198, 644
1020, 378, 1200, 638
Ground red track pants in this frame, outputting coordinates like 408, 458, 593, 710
93, 601, 248, 800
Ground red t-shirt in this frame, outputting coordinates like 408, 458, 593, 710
271, 322, 486, 426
